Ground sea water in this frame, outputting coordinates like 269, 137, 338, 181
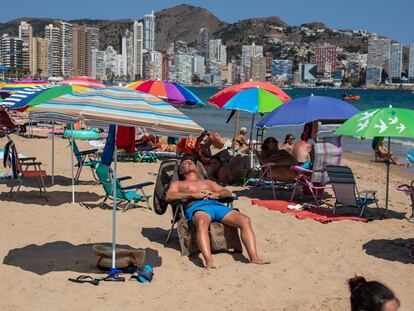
181, 87, 414, 161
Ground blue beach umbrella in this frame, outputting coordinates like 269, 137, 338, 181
257, 95, 359, 128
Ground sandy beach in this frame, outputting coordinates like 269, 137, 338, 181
1, 133, 413, 311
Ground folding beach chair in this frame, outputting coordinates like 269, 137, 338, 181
243, 149, 294, 199
94, 161, 153, 212
5, 139, 48, 201
290, 133, 342, 206
326, 165, 380, 217
71, 140, 99, 183
153, 158, 242, 256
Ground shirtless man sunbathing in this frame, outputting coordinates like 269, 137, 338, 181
166, 155, 270, 269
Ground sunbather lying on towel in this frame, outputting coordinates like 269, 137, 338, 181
166, 154, 270, 269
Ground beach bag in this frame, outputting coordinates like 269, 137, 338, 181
92, 245, 146, 270
177, 218, 243, 257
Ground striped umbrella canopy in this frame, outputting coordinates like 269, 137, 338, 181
1, 79, 48, 91
7, 85, 88, 111
0, 90, 11, 100
59, 76, 105, 88
29, 87, 204, 137
127, 80, 204, 107
209, 81, 291, 108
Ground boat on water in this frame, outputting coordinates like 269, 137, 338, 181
342, 95, 361, 101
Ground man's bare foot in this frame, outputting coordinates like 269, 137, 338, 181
251, 257, 271, 265
206, 260, 217, 269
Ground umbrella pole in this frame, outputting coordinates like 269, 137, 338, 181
71, 131, 75, 204
232, 110, 240, 155
385, 137, 391, 214
51, 122, 55, 185
248, 113, 256, 168
111, 125, 118, 272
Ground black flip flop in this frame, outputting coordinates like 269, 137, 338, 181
68, 275, 100, 286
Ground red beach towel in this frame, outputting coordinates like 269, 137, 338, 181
251, 200, 368, 223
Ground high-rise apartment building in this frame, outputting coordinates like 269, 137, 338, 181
192, 54, 205, 78
121, 29, 133, 78
91, 50, 105, 80
209, 39, 222, 63
44, 24, 60, 77
313, 44, 337, 76
241, 43, 263, 82
144, 11, 155, 52
174, 52, 192, 85
148, 50, 162, 80
366, 38, 390, 84
251, 56, 266, 81
409, 44, 414, 82
45, 21, 72, 77
18, 21, 32, 72
54, 21, 72, 77
72, 25, 100, 77
133, 21, 143, 79
389, 43, 403, 81
31, 37, 48, 78
0, 34, 23, 69
104, 45, 122, 79
196, 28, 209, 60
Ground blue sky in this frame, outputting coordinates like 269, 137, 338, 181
2, 0, 413, 45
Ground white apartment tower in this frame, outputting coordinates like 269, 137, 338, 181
44, 24, 61, 77
0, 34, 23, 69
18, 21, 32, 72
121, 29, 134, 78
144, 11, 155, 52
366, 38, 390, 84
57, 21, 72, 77
389, 43, 403, 80
133, 21, 144, 79
208, 39, 227, 65
241, 43, 263, 82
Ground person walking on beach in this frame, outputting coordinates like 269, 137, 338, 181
166, 155, 270, 269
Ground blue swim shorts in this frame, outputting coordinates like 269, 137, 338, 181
185, 199, 235, 223
300, 159, 312, 169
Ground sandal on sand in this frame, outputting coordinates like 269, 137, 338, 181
129, 265, 154, 283
68, 275, 100, 286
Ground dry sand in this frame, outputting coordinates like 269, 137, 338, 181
0, 133, 413, 311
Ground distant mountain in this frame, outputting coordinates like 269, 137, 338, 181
0, 4, 378, 57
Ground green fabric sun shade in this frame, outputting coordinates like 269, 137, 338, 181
333, 107, 414, 139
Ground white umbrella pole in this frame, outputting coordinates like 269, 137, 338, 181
71, 131, 75, 204
112, 125, 118, 270
385, 137, 391, 214
51, 123, 55, 184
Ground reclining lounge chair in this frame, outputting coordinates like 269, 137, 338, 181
94, 161, 153, 212
71, 140, 99, 183
153, 159, 242, 256
326, 165, 380, 217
